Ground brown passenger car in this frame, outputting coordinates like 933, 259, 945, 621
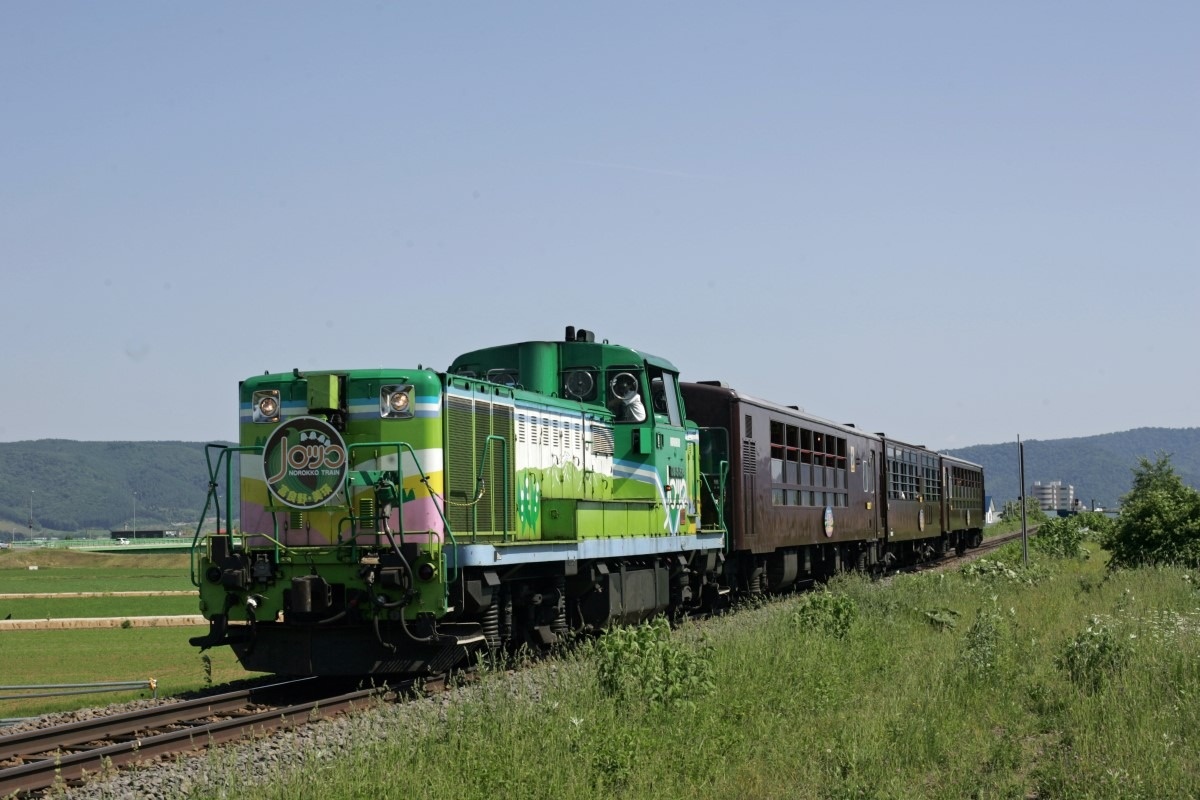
682, 380, 984, 590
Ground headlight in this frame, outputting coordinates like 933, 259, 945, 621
380, 385, 413, 418
253, 390, 281, 423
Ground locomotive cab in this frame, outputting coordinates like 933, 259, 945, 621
447, 326, 696, 516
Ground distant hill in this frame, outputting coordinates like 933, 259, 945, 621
945, 427, 1200, 509
0, 429, 1195, 534
0, 440, 233, 536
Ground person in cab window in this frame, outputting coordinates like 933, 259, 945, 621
609, 373, 647, 423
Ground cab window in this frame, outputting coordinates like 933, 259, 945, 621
648, 369, 683, 427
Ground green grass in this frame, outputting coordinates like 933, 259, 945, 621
0, 549, 193, 593
0, 549, 245, 719
0, 595, 199, 619
186, 542, 1200, 800
0, 550, 197, 617
0, 569, 192, 593
0, 628, 257, 719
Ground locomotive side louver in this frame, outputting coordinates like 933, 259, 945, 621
591, 426, 615, 456
447, 393, 514, 535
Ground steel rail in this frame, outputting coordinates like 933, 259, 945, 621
0, 678, 318, 763
902, 529, 1030, 577
0, 679, 394, 797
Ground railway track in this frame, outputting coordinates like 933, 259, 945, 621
904, 528, 1034, 576
952, 529, 1031, 562
0, 676, 414, 798
971, 529, 1025, 555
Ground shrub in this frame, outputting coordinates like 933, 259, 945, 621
1074, 510, 1115, 541
592, 617, 714, 710
961, 557, 1043, 585
1032, 515, 1090, 559
959, 602, 1004, 676
791, 589, 858, 638
1108, 454, 1200, 569
1056, 614, 1129, 692
925, 607, 961, 631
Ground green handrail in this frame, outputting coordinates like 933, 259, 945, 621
345, 440, 459, 587
190, 444, 283, 587
698, 458, 731, 550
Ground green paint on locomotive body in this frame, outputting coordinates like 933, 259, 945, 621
449, 335, 702, 542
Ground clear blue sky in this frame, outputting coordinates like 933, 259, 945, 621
2, 3, 1196, 450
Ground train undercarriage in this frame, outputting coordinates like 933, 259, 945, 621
194, 528, 980, 677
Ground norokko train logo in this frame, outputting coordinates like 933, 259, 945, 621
262, 417, 349, 509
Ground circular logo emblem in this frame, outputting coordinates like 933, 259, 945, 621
823, 506, 834, 538
262, 417, 348, 509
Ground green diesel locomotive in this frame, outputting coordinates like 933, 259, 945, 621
191, 327, 728, 675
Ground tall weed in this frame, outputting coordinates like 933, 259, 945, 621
1033, 515, 1091, 559
961, 556, 1045, 586
792, 589, 858, 638
1056, 614, 1129, 692
592, 617, 714, 710
958, 599, 1005, 677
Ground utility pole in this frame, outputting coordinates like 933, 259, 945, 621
1018, 436, 1028, 568
133, 490, 138, 541
29, 490, 35, 540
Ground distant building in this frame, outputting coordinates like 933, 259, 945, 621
1031, 480, 1076, 514
984, 495, 998, 525
109, 529, 176, 541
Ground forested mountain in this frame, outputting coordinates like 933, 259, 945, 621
0, 440, 233, 535
945, 427, 1200, 509
0, 429, 1195, 534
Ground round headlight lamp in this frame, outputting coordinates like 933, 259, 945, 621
252, 390, 281, 423
380, 385, 414, 418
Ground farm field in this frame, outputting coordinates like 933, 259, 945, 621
0, 627, 255, 719
0, 549, 249, 719
0, 549, 193, 592
0, 595, 199, 619
0, 549, 197, 619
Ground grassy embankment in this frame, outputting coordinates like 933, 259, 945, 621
188, 540, 1198, 800
0, 549, 253, 718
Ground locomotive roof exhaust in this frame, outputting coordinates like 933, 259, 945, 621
564, 326, 595, 343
